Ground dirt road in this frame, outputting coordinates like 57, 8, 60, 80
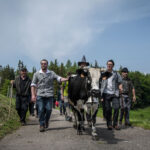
0, 109, 150, 150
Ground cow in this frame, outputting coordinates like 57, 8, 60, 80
85, 67, 101, 140
68, 73, 89, 135
68, 67, 102, 140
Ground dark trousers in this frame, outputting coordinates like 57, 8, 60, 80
29, 102, 34, 115
16, 96, 29, 123
120, 108, 130, 124
103, 93, 120, 127
102, 100, 106, 119
59, 100, 66, 114
119, 95, 131, 124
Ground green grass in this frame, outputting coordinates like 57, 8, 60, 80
97, 106, 150, 129
130, 107, 150, 129
0, 94, 21, 139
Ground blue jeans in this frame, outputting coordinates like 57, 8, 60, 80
37, 96, 53, 126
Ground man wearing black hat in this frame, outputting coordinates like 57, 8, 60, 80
11, 67, 31, 125
119, 67, 136, 126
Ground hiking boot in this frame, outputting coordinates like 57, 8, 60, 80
40, 126, 45, 132
125, 122, 132, 126
21, 121, 26, 126
45, 122, 49, 129
107, 125, 113, 130
73, 123, 77, 129
113, 125, 121, 130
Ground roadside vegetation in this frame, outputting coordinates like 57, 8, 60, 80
97, 106, 150, 129
0, 94, 20, 139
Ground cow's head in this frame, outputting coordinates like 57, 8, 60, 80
88, 68, 101, 98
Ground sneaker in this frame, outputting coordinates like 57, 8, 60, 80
40, 126, 45, 132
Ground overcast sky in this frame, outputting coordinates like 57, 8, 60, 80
0, 0, 150, 73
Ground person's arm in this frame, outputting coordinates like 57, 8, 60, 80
31, 86, 37, 102
119, 84, 123, 94
60, 85, 64, 101
10, 79, 16, 88
52, 71, 68, 83
60, 77, 68, 82
117, 72, 123, 93
31, 73, 38, 102
132, 88, 136, 102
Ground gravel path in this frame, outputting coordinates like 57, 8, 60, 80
0, 109, 150, 150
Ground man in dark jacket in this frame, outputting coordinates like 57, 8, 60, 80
11, 67, 31, 125
119, 67, 136, 126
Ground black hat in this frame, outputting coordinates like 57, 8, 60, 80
78, 55, 89, 66
121, 67, 129, 73
20, 67, 27, 72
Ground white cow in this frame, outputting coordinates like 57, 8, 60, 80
85, 67, 101, 140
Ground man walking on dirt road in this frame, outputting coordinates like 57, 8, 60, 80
31, 59, 68, 132
11, 67, 31, 126
101, 60, 123, 130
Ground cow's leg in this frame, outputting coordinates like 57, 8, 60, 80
72, 107, 77, 129
76, 110, 83, 135
91, 103, 99, 140
86, 103, 92, 127
76, 100, 85, 135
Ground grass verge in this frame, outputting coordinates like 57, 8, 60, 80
0, 94, 21, 139
97, 106, 150, 130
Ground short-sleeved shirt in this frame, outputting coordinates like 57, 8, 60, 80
31, 69, 61, 97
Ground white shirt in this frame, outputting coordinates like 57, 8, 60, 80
104, 74, 115, 95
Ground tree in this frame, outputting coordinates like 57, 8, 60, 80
0, 79, 11, 96
94, 60, 99, 68
65, 59, 72, 72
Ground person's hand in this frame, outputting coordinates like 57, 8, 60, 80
31, 95, 36, 103
133, 96, 136, 102
10, 80, 14, 85
119, 88, 123, 94
61, 95, 64, 101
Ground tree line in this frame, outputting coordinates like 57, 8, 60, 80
0, 60, 150, 108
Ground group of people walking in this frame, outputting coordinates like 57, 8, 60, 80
11, 56, 136, 133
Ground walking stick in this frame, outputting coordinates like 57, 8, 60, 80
8, 84, 13, 120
